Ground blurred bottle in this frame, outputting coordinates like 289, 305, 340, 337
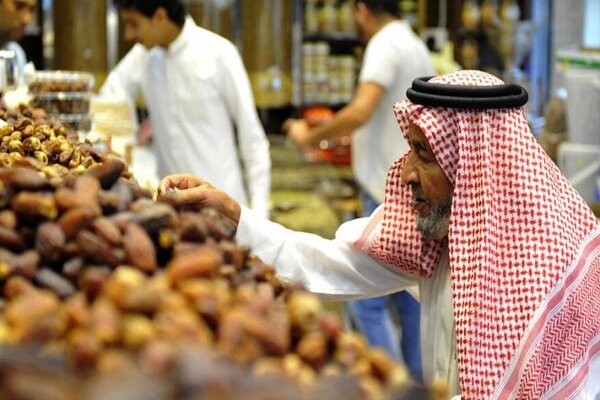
499, 0, 520, 25
305, 0, 319, 34
461, 0, 481, 29
480, 0, 499, 27
400, 0, 418, 30
319, 0, 338, 33
460, 38, 480, 69
337, 1, 355, 33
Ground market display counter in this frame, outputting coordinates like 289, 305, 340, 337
0, 104, 446, 399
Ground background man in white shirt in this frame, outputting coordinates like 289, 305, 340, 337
101, 0, 271, 218
283, 0, 434, 379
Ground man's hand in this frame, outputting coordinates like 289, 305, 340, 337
157, 174, 241, 226
282, 118, 315, 146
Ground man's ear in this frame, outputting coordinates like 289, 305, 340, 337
153, 7, 169, 22
355, 2, 367, 15
354, 2, 369, 23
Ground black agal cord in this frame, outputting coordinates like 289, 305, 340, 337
406, 76, 528, 109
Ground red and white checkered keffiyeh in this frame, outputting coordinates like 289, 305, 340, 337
362, 70, 600, 398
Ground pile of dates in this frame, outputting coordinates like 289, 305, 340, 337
0, 103, 109, 175
0, 161, 447, 399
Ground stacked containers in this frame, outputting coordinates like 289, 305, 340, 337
302, 42, 356, 105
28, 71, 94, 132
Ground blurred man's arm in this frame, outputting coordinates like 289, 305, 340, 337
99, 44, 147, 103
284, 82, 384, 146
221, 43, 271, 218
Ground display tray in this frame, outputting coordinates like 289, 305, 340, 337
28, 70, 94, 93
54, 113, 92, 132
30, 91, 91, 115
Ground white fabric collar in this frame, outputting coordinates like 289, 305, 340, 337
166, 16, 197, 55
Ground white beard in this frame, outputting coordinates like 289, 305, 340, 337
416, 194, 452, 240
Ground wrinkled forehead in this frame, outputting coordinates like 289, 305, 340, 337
394, 100, 460, 185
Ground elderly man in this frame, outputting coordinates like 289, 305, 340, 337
158, 70, 600, 399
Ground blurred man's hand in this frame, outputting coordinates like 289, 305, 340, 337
282, 118, 314, 146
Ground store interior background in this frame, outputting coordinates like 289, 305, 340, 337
15, 0, 600, 237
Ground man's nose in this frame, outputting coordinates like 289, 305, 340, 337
401, 153, 418, 185
124, 28, 135, 42
19, 10, 32, 26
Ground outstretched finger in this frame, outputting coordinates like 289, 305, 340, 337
157, 174, 194, 195
282, 118, 297, 134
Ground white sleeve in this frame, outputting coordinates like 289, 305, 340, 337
99, 44, 146, 104
221, 45, 271, 219
236, 207, 418, 301
359, 37, 397, 89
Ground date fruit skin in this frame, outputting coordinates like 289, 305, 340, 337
58, 207, 96, 241
12, 191, 58, 220
76, 230, 122, 268
167, 246, 224, 283
92, 217, 123, 247
35, 267, 75, 298
85, 157, 126, 190
123, 223, 157, 273
0, 225, 26, 251
35, 222, 66, 263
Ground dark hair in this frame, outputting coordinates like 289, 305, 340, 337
355, 0, 399, 17
113, 0, 186, 26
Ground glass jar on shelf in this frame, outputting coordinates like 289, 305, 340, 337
499, 0, 521, 25
337, 1, 354, 33
319, 0, 338, 33
461, 0, 481, 29
304, 0, 319, 34
480, 0, 499, 27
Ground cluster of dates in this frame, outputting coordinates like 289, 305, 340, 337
0, 159, 436, 399
0, 103, 107, 175
28, 77, 91, 93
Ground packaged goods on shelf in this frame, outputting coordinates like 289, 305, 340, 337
54, 113, 92, 133
30, 91, 91, 115
27, 70, 95, 134
0, 105, 118, 176
28, 70, 94, 93
302, 41, 356, 106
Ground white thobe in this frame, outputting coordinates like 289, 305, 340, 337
100, 17, 271, 217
